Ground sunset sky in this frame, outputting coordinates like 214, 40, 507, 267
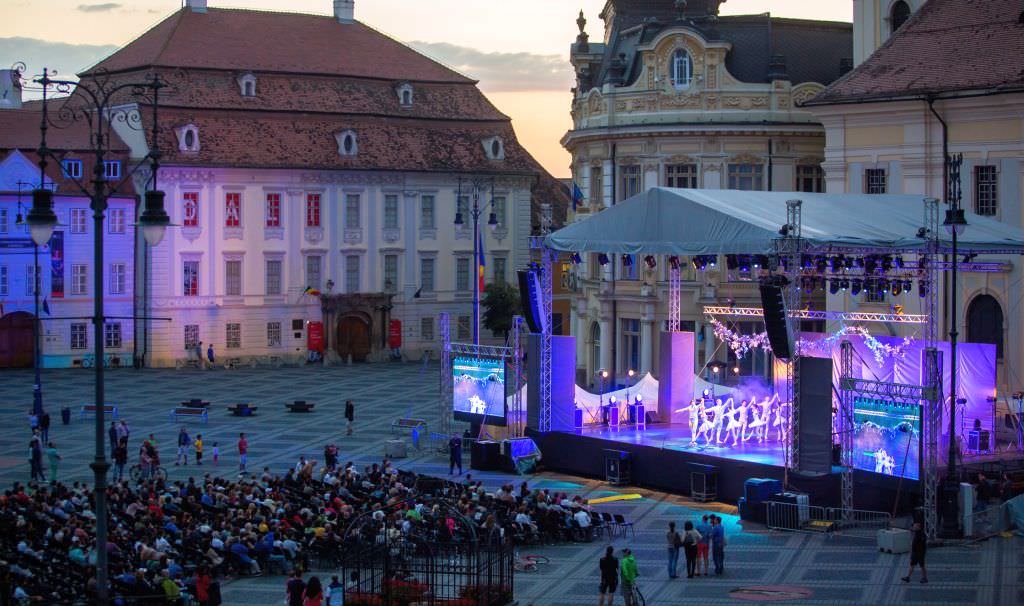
1, 1, 852, 177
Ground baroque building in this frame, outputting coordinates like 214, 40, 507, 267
806, 0, 1024, 392
73, 0, 563, 367
564, 0, 851, 386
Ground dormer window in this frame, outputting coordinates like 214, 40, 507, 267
175, 124, 200, 153
237, 73, 257, 98
335, 130, 358, 157
483, 136, 505, 160
670, 49, 693, 89
395, 82, 414, 107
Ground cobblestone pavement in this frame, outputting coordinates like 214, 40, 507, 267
0, 363, 1019, 605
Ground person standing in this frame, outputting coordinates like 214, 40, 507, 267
195, 341, 204, 367
194, 434, 204, 466
176, 427, 191, 466
710, 515, 726, 575
325, 575, 344, 606
682, 520, 701, 578
286, 570, 306, 606
117, 419, 130, 444
39, 411, 50, 443
344, 400, 355, 436
448, 433, 463, 475
45, 442, 61, 484
212, 441, 220, 466
207, 343, 216, 369
598, 545, 618, 606
29, 438, 44, 482
619, 547, 638, 606
303, 576, 323, 606
113, 437, 128, 482
695, 514, 712, 576
238, 432, 249, 476
28, 410, 39, 435
901, 521, 928, 583
108, 421, 119, 459
666, 521, 681, 579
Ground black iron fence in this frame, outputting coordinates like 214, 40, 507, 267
340, 540, 514, 606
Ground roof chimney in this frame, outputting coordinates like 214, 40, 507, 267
334, 0, 354, 23
0, 69, 23, 109
186, 0, 207, 13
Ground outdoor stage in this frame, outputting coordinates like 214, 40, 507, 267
528, 423, 916, 514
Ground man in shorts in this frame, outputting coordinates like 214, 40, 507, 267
598, 545, 618, 606
695, 514, 712, 575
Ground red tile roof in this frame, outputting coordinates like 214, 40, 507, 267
86, 7, 474, 84
807, 0, 1024, 105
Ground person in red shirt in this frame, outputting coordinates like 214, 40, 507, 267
238, 432, 249, 476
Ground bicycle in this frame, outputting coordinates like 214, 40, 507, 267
628, 583, 646, 606
513, 551, 550, 572
129, 462, 168, 483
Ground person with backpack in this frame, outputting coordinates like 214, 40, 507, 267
666, 521, 681, 578
682, 520, 702, 578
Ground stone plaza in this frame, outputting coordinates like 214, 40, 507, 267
1, 362, 1018, 605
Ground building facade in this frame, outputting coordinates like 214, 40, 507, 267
563, 0, 851, 386
807, 0, 1024, 392
0, 88, 137, 369
80, 0, 559, 367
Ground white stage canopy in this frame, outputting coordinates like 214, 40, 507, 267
543, 188, 1024, 255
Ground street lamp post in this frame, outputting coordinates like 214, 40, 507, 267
14, 183, 45, 417
940, 153, 968, 538
25, 66, 170, 604
453, 177, 498, 346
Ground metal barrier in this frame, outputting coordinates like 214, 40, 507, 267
965, 501, 1012, 538
765, 501, 893, 538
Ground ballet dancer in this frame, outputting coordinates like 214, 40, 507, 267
725, 400, 745, 446
675, 399, 703, 446
712, 398, 732, 445
772, 400, 789, 442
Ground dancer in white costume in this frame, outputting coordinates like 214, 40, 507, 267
699, 399, 723, 446
726, 400, 747, 446
772, 400, 789, 442
675, 399, 704, 446
747, 395, 775, 442
712, 398, 732, 445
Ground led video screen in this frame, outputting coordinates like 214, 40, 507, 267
853, 397, 921, 480
452, 357, 507, 426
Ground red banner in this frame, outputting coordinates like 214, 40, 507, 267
307, 321, 324, 353
388, 319, 402, 349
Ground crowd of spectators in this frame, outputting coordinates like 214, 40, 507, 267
0, 450, 614, 605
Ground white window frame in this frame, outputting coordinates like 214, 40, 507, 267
670, 49, 693, 89
265, 192, 282, 227
0, 264, 7, 295
226, 322, 241, 349
420, 257, 435, 293
974, 165, 998, 216
71, 264, 88, 295
420, 317, 434, 340
493, 257, 507, 284
383, 254, 398, 293
864, 168, 887, 194
224, 191, 243, 229
456, 257, 470, 291
63, 159, 83, 179
110, 262, 126, 295
621, 165, 642, 198
0, 208, 9, 233
184, 324, 199, 350
107, 208, 126, 234
796, 165, 824, 193
345, 255, 360, 293
305, 255, 323, 291
267, 321, 282, 347
345, 194, 361, 229
384, 194, 399, 229
104, 322, 122, 349
420, 194, 435, 229
103, 160, 121, 180
71, 208, 88, 234
492, 196, 507, 229
265, 259, 282, 296
225, 259, 243, 297
728, 163, 765, 191
71, 323, 88, 350
183, 260, 200, 297
25, 264, 37, 296
665, 163, 698, 188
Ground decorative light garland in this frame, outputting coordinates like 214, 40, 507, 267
709, 318, 911, 364
709, 318, 772, 358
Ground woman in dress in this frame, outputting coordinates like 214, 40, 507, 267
696, 400, 716, 446
729, 400, 749, 446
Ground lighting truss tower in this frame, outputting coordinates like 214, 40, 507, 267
539, 247, 554, 432
777, 199, 803, 474
921, 197, 942, 539
439, 312, 452, 436
508, 315, 526, 437
668, 265, 682, 332
839, 341, 855, 520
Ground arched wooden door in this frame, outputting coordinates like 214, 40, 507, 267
0, 312, 34, 368
336, 315, 371, 362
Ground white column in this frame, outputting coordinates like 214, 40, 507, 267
640, 319, 653, 376
599, 313, 612, 374
602, 158, 614, 207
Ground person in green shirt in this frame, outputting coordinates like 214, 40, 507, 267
619, 547, 638, 606
46, 442, 61, 484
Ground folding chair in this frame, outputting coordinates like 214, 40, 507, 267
613, 513, 635, 537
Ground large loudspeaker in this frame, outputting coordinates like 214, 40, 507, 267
759, 279, 793, 360
797, 356, 834, 474
517, 269, 547, 334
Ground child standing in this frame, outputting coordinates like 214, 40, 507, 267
212, 442, 220, 465
194, 434, 204, 466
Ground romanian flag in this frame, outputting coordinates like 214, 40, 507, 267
303, 286, 321, 297
477, 230, 486, 293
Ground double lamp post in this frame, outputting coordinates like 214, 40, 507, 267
23, 67, 171, 604
453, 176, 498, 346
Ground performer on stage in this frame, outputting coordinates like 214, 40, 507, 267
772, 401, 789, 442
712, 398, 732, 445
726, 400, 747, 447
699, 399, 724, 447
675, 399, 704, 446
748, 395, 776, 443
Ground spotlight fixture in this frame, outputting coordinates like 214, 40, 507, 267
882, 255, 893, 272
892, 280, 903, 296
667, 255, 681, 270
706, 255, 717, 268
851, 279, 862, 296
597, 253, 610, 266
830, 256, 842, 273
894, 256, 904, 269
916, 227, 929, 238
845, 256, 855, 270
739, 255, 751, 272
829, 279, 840, 295
726, 254, 739, 270
570, 252, 582, 265
840, 279, 849, 291
815, 256, 828, 273
918, 281, 928, 298
879, 279, 889, 294
865, 256, 878, 275
643, 255, 657, 269
902, 279, 912, 292
854, 256, 865, 269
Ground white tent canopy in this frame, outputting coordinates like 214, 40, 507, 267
544, 188, 1024, 255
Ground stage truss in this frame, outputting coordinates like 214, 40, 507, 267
509, 316, 526, 438
703, 307, 928, 325
439, 312, 452, 436
668, 266, 682, 332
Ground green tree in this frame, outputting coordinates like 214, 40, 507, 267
481, 281, 522, 340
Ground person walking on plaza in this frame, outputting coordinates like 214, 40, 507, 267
28, 437, 44, 482
710, 515, 726, 575
448, 433, 463, 475
620, 547, 638, 606
344, 400, 355, 435
286, 570, 306, 606
666, 521, 681, 578
113, 437, 128, 482
682, 520, 701, 578
325, 575, 344, 606
176, 427, 191, 466
695, 514, 712, 576
207, 343, 216, 369
39, 411, 50, 443
194, 433, 204, 465
108, 421, 119, 459
45, 442, 61, 484
28, 411, 39, 435
598, 545, 618, 606
901, 521, 928, 584
117, 419, 130, 444
238, 432, 249, 476
212, 441, 220, 465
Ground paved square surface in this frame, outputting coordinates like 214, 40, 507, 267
1, 363, 1019, 605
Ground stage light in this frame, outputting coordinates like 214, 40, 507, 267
710, 365, 720, 374
627, 369, 635, 378
802, 255, 814, 269
851, 279, 862, 296
829, 279, 840, 295
739, 255, 751, 272
882, 255, 893, 272
732, 366, 740, 374
753, 255, 768, 269
636, 394, 643, 402
840, 279, 849, 291
609, 396, 617, 404
918, 281, 928, 297
894, 256, 904, 268
692, 256, 702, 270
815, 256, 827, 273
707, 255, 718, 268
879, 279, 889, 294
726, 254, 738, 270
622, 255, 633, 268
569, 252, 582, 265
643, 255, 657, 269
865, 256, 877, 275
597, 253, 609, 266
903, 279, 912, 292
854, 256, 865, 268
830, 256, 842, 273
601, 370, 609, 379
668, 255, 681, 270
845, 256, 855, 270
891, 280, 903, 296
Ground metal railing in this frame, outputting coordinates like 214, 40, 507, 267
965, 501, 1013, 538
765, 501, 892, 538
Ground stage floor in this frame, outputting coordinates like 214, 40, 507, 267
572, 423, 787, 467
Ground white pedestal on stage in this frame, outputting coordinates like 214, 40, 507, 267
658, 331, 695, 425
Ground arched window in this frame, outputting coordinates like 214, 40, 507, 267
402, 90, 411, 105
890, 1, 911, 33
967, 294, 1003, 360
670, 49, 693, 89
590, 322, 601, 379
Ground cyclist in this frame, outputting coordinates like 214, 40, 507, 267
141, 434, 159, 479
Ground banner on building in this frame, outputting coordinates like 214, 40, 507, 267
50, 231, 64, 298
307, 321, 324, 353
388, 319, 402, 349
